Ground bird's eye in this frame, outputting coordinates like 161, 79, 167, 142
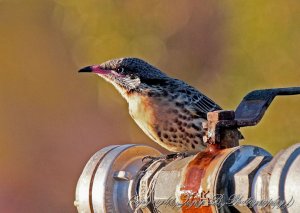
117, 67, 125, 74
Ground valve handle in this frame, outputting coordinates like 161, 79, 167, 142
235, 87, 300, 127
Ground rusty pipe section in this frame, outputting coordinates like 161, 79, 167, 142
75, 87, 300, 212
75, 143, 300, 213
146, 144, 272, 213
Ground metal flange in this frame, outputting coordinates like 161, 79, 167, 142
75, 144, 161, 213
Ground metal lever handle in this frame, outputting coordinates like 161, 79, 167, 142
235, 87, 300, 127
205, 87, 300, 146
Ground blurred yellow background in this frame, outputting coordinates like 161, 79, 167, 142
0, 0, 299, 212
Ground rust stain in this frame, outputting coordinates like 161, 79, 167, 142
180, 144, 221, 213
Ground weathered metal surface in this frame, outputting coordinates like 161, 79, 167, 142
179, 145, 218, 213
216, 146, 272, 212
75, 144, 161, 213
75, 86, 300, 213
252, 144, 300, 213
75, 145, 119, 213
233, 156, 272, 212
267, 144, 300, 213
203, 110, 239, 147
153, 157, 193, 213
138, 159, 167, 212
76, 143, 300, 213
203, 87, 300, 148
252, 150, 286, 213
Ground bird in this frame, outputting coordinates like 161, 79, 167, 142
79, 57, 224, 153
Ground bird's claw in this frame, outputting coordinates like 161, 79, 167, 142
142, 152, 190, 163
142, 155, 161, 162
165, 152, 191, 160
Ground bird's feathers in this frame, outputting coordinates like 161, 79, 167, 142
80, 57, 239, 152
141, 78, 222, 117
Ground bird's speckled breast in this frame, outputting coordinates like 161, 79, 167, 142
126, 92, 207, 152
127, 93, 159, 142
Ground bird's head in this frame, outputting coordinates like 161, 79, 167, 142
79, 57, 167, 96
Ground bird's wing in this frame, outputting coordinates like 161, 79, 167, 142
186, 86, 244, 139
191, 91, 222, 113
146, 78, 222, 117
174, 81, 222, 118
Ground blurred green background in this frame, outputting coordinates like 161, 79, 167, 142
0, 0, 299, 212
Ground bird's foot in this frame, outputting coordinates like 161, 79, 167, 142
142, 152, 191, 163
164, 152, 191, 160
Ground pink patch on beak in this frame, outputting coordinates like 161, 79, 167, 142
91, 65, 111, 74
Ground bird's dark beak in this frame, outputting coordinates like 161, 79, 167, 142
78, 66, 93, 72
78, 65, 111, 74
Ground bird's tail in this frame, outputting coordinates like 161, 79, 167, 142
238, 130, 245, 140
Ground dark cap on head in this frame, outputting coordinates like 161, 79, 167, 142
99, 57, 167, 80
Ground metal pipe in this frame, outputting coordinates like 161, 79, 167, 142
75, 87, 300, 213
75, 143, 300, 213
